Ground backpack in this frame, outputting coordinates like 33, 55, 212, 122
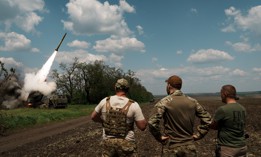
103, 96, 134, 137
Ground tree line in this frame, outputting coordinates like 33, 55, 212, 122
51, 58, 154, 104
0, 59, 154, 105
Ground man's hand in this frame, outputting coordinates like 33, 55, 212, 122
161, 135, 169, 144
193, 134, 201, 141
91, 111, 103, 123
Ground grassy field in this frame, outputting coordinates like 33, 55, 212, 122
0, 105, 96, 133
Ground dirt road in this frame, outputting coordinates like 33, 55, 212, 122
0, 100, 260, 157
0, 116, 91, 153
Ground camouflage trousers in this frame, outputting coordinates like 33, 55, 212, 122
162, 143, 197, 157
100, 138, 138, 157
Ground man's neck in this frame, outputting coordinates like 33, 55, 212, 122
226, 98, 236, 104
116, 91, 126, 97
169, 89, 176, 95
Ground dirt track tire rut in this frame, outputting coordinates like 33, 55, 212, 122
0, 116, 90, 153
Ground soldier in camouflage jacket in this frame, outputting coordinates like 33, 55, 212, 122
148, 75, 212, 157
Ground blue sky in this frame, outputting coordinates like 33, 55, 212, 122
0, 0, 261, 95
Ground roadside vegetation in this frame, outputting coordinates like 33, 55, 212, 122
0, 102, 150, 135
0, 105, 95, 135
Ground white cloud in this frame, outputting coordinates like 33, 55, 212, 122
160, 68, 168, 71
135, 66, 252, 94
187, 49, 234, 63
0, 0, 45, 32
190, 8, 198, 14
152, 57, 158, 63
221, 24, 236, 33
194, 66, 230, 76
93, 37, 145, 54
55, 49, 106, 64
231, 69, 247, 76
119, 0, 135, 13
176, 50, 183, 55
136, 66, 231, 81
225, 6, 240, 16
253, 67, 261, 73
31, 47, 40, 53
62, 0, 133, 36
109, 53, 123, 67
226, 41, 261, 52
67, 40, 90, 49
223, 5, 261, 34
136, 25, 144, 35
0, 57, 23, 67
0, 32, 36, 52
16, 12, 43, 33
226, 41, 252, 52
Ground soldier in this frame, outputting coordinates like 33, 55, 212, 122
148, 75, 212, 157
91, 78, 147, 157
210, 85, 247, 157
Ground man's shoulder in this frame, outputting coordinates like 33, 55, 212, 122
156, 95, 173, 106
215, 105, 226, 113
110, 95, 134, 102
185, 95, 198, 103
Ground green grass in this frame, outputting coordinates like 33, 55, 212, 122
0, 102, 149, 134
0, 105, 95, 132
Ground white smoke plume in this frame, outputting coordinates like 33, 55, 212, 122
22, 51, 58, 100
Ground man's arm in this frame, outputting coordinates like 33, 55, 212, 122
91, 98, 106, 123
135, 119, 147, 131
194, 102, 212, 140
148, 104, 166, 142
91, 110, 103, 123
209, 107, 225, 130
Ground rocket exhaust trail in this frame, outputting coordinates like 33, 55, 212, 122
37, 33, 67, 82
36, 51, 57, 82
23, 33, 67, 95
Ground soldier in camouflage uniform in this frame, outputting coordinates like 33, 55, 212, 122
91, 78, 147, 157
148, 75, 212, 157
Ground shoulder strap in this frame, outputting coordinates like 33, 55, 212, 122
121, 99, 134, 114
106, 97, 133, 113
106, 96, 111, 112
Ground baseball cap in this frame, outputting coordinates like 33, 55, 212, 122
165, 75, 182, 89
115, 78, 129, 89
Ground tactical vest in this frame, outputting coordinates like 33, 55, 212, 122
103, 96, 134, 137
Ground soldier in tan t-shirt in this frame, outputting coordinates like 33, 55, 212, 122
91, 78, 147, 157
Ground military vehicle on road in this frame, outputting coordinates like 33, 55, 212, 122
27, 91, 68, 108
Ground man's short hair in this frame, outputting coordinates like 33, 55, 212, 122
221, 84, 239, 100
165, 75, 182, 90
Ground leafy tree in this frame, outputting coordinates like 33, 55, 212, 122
51, 58, 79, 103
52, 59, 153, 104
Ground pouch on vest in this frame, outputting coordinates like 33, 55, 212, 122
103, 96, 133, 137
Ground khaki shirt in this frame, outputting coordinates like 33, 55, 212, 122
148, 90, 211, 145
